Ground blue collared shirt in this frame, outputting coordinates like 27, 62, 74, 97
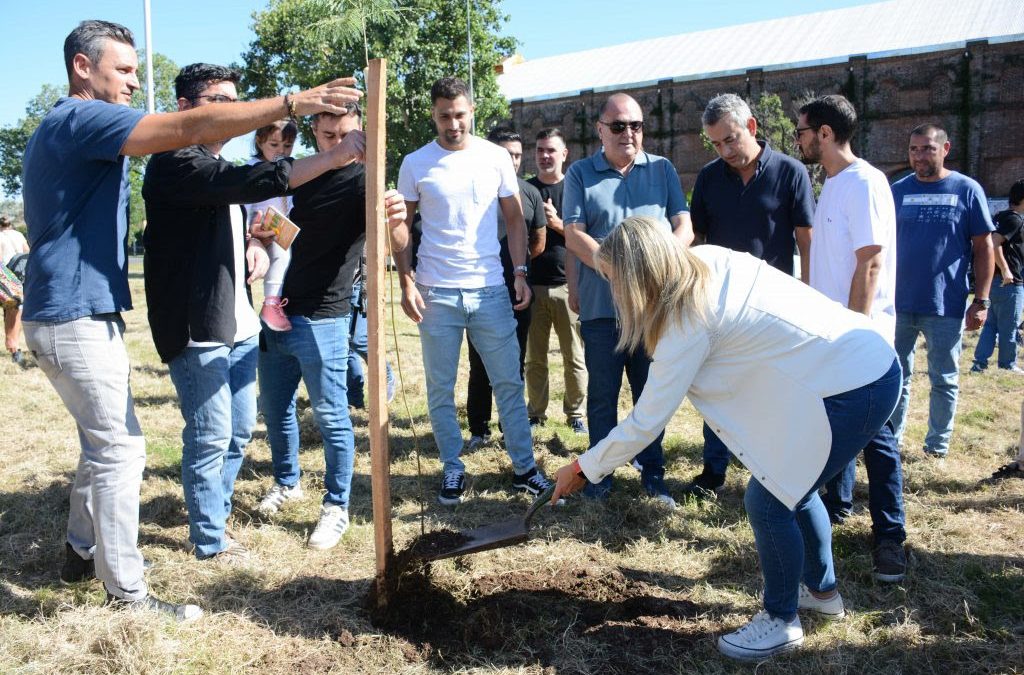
563, 149, 688, 321
690, 142, 815, 276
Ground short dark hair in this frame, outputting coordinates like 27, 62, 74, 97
313, 102, 362, 124
0, 216, 11, 229
63, 20, 135, 80
910, 122, 949, 146
536, 127, 565, 142
487, 127, 521, 145
1009, 179, 1024, 207
799, 94, 858, 145
174, 63, 241, 102
430, 77, 472, 105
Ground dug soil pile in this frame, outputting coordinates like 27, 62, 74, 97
369, 555, 709, 673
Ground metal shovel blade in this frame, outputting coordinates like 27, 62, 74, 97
420, 485, 556, 562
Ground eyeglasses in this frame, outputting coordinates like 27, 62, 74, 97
599, 120, 644, 134
192, 94, 238, 104
793, 126, 817, 138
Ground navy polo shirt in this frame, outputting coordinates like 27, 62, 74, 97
690, 142, 815, 276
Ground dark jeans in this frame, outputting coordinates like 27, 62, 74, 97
466, 289, 531, 437
820, 419, 907, 542
580, 318, 665, 496
702, 423, 731, 475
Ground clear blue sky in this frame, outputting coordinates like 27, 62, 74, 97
0, 0, 876, 164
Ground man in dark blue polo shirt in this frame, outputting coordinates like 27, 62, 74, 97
685, 93, 815, 498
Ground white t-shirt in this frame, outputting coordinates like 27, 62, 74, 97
397, 136, 519, 288
188, 205, 261, 348
0, 229, 28, 266
809, 158, 897, 344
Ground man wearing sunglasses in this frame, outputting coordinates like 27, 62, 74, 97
563, 92, 693, 506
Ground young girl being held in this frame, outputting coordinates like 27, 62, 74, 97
245, 120, 297, 331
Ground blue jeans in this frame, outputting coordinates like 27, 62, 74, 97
973, 282, 1024, 369
167, 336, 258, 558
345, 279, 395, 408
702, 424, 731, 475
820, 419, 907, 542
891, 312, 964, 455
417, 283, 536, 475
258, 315, 354, 507
746, 359, 901, 622
466, 284, 531, 437
579, 318, 665, 496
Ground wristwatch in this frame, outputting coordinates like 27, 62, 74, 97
513, 265, 528, 277
972, 297, 991, 309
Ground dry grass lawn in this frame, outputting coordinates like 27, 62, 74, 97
1, 263, 1022, 674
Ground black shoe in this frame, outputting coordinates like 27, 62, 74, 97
438, 470, 466, 505
872, 539, 907, 583
529, 416, 543, 428
512, 467, 563, 504
989, 461, 1024, 481
681, 466, 726, 500
60, 542, 95, 584
105, 592, 203, 621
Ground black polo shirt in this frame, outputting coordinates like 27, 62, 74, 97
690, 141, 815, 276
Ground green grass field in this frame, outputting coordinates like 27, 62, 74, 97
1, 264, 1022, 674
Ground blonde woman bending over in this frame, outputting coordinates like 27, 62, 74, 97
551, 216, 901, 661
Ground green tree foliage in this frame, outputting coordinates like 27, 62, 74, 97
238, 0, 517, 180
0, 84, 63, 196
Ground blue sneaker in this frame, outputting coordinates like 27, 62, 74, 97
583, 477, 613, 500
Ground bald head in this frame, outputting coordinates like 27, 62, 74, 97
600, 93, 641, 119
596, 93, 644, 171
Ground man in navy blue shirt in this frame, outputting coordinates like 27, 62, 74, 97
21, 19, 361, 621
684, 93, 815, 499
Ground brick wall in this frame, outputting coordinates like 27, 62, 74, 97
508, 39, 1024, 197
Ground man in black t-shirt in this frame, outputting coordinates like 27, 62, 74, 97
972, 179, 1024, 372
465, 127, 546, 448
256, 105, 405, 550
524, 128, 588, 435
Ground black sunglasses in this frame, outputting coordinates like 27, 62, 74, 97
599, 120, 644, 134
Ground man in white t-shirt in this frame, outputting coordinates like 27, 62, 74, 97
796, 94, 907, 584
391, 77, 552, 505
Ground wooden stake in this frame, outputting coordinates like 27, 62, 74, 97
364, 58, 393, 610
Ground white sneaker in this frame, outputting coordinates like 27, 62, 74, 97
717, 610, 804, 661
257, 482, 304, 516
307, 503, 350, 550
798, 583, 845, 619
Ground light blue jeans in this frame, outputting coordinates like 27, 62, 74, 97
24, 314, 148, 600
891, 312, 964, 455
167, 335, 258, 558
258, 314, 354, 507
973, 282, 1024, 369
416, 283, 536, 475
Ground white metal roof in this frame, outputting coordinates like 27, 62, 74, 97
498, 0, 1024, 102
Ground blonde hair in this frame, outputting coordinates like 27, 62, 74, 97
595, 216, 711, 355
